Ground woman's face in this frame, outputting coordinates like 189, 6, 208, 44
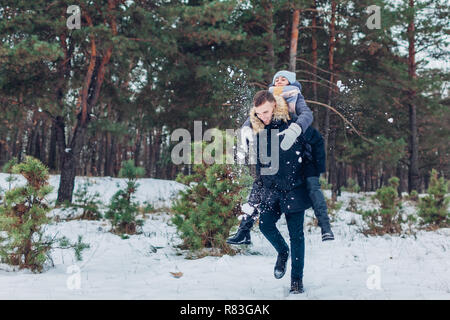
274, 76, 290, 86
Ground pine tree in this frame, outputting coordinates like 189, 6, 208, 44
359, 176, 406, 235
173, 163, 252, 255
105, 160, 145, 235
172, 137, 252, 255
418, 169, 449, 228
62, 179, 103, 220
0, 156, 53, 272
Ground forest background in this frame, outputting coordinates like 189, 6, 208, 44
0, 0, 448, 203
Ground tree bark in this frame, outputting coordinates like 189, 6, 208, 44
329, 121, 338, 201
324, 0, 336, 153
407, 0, 420, 193
289, 9, 300, 72
144, 132, 150, 177
40, 121, 48, 166
311, 0, 319, 130
56, 2, 117, 203
364, 164, 371, 192
325, 1, 337, 198
262, 0, 275, 74
104, 132, 112, 176
133, 128, 142, 168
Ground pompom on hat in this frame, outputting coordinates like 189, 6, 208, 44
272, 70, 296, 85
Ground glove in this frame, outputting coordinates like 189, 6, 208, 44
239, 203, 259, 220
277, 123, 302, 151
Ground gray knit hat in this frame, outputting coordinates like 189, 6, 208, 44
272, 70, 296, 85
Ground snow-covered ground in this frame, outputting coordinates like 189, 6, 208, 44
0, 173, 185, 209
0, 174, 449, 300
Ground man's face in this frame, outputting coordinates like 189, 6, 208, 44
255, 100, 276, 125
274, 76, 290, 86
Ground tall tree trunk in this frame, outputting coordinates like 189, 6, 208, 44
144, 132, 150, 177
104, 132, 112, 176
407, 0, 420, 193
16, 124, 25, 162
0, 138, 3, 165
357, 165, 364, 191
56, 1, 117, 203
89, 138, 97, 176
396, 163, 403, 195
151, 129, 162, 178
370, 168, 375, 191
48, 118, 58, 171
40, 121, 48, 166
26, 111, 38, 157
262, 0, 275, 74
110, 136, 118, 176
329, 120, 338, 201
95, 134, 103, 176
134, 129, 142, 168
325, 0, 337, 198
289, 9, 300, 72
337, 162, 344, 196
11, 127, 19, 159
311, 0, 319, 130
55, 116, 74, 204
364, 164, 371, 192
147, 132, 155, 177
116, 141, 123, 176
324, 0, 336, 154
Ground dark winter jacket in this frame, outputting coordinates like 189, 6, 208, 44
247, 97, 312, 214
299, 126, 327, 177
242, 81, 313, 134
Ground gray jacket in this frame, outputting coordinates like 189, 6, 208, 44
242, 81, 313, 133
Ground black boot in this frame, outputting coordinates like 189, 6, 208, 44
274, 251, 289, 279
289, 278, 304, 294
226, 227, 251, 245
321, 225, 335, 241
226, 215, 255, 245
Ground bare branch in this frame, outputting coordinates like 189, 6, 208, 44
305, 99, 375, 144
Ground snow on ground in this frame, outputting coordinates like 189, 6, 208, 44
0, 173, 185, 209
0, 174, 449, 299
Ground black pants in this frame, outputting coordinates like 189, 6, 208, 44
306, 176, 331, 231
259, 208, 305, 281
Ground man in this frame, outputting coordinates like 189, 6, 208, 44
229, 71, 333, 245
242, 90, 313, 294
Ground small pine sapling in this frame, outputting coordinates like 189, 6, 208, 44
0, 156, 54, 272
172, 162, 252, 255
63, 179, 103, 220
105, 160, 145, 235
418, 169, 449, 229
358, 177, 406, 235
